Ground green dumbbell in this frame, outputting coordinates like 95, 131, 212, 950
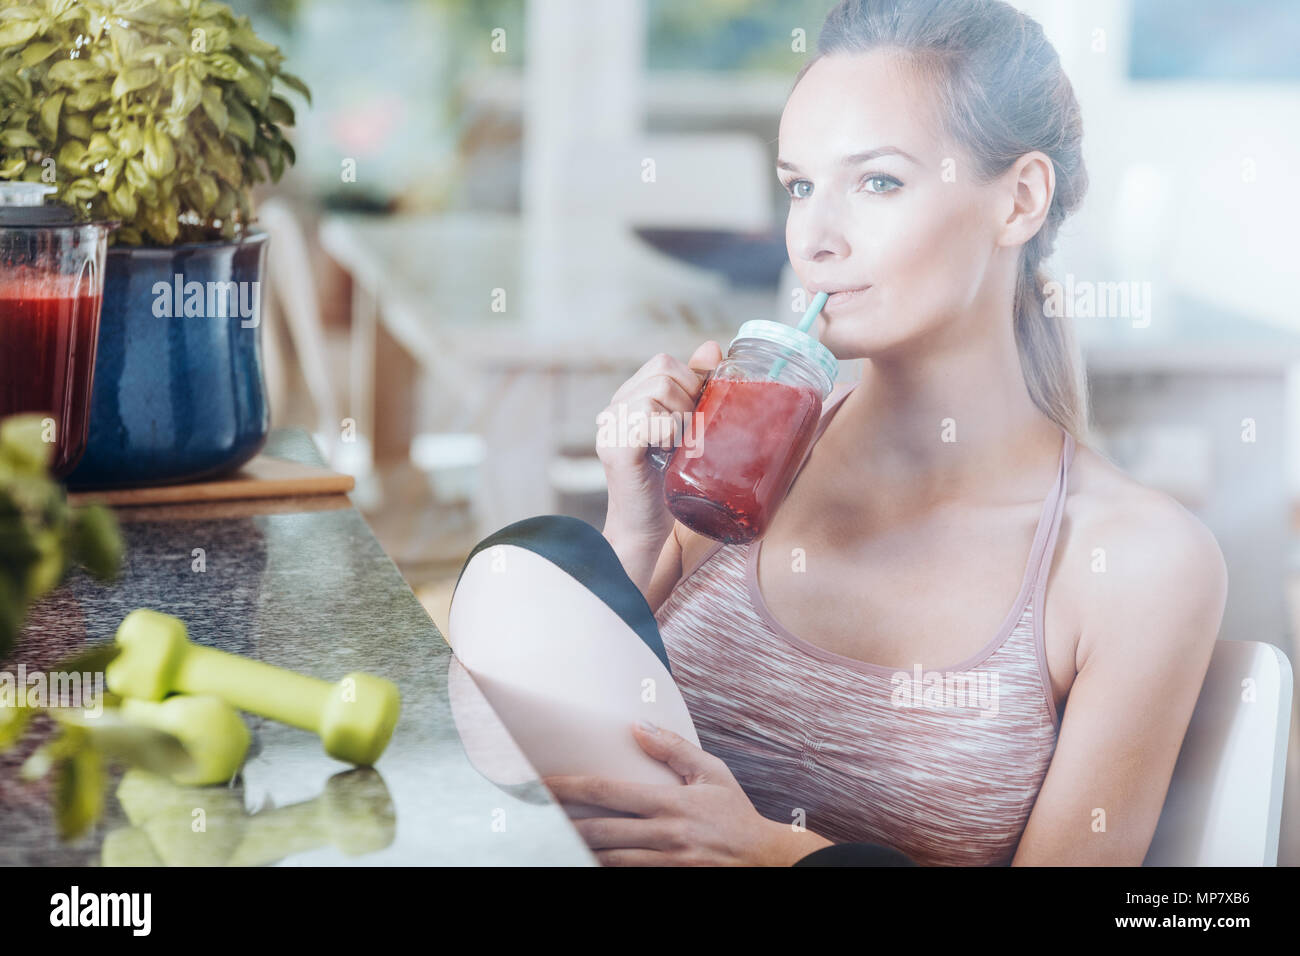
106, 609, 401, 766
118, 695, 250, 786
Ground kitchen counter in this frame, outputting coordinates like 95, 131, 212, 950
0, 429, 596, 866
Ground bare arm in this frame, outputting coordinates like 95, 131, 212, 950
1011, 501, 1228, 865
603, 520, 683, 613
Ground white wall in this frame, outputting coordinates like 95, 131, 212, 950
1017, 0, 1300, 489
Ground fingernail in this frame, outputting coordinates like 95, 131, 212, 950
638, 719, 659, 734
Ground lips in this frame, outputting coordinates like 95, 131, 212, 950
823, 285, 871, 304
814, 284, 871, 296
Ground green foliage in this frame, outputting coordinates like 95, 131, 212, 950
0, 0, 311, 245
0, 413, 124, 659
7, 644, 195, 842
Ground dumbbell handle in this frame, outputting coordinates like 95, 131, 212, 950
174, 644, 332, 733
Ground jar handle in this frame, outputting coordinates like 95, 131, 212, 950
643, 367, 713, 473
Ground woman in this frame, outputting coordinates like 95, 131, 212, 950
544, 0, 1228, 866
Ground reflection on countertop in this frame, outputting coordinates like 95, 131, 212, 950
0, 429, 595, 866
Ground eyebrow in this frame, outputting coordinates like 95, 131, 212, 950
776, 146, 921, 173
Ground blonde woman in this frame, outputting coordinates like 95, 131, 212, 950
545, 0, 1228, 866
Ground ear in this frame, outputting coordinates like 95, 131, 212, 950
995, 151, 1054, 251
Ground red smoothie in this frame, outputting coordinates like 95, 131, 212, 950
662, 376, 823, 543
0, 278, 103, 477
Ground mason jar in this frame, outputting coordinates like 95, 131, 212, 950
646, 319, 838, 543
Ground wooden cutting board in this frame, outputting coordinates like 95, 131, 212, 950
66, 452, 355, 507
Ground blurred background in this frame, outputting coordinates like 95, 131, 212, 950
230, 0, 1299, 861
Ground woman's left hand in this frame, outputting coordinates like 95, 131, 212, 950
541, 721, 790, 866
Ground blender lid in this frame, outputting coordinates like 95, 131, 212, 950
0, 182, 101, 227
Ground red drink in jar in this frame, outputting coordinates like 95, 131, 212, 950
649, 320, 838, 544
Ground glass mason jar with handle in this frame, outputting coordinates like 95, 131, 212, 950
645, 320, 838, 544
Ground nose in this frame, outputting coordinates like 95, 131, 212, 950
789, 200, 852, 263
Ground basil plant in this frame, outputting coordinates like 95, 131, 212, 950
0, 0, 311, 245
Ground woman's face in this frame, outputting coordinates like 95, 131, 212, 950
778, 50, 1008, 360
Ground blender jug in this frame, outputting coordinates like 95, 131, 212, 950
0, 183, 118, 478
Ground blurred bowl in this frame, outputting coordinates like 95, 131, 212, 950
632, 227, 787, 289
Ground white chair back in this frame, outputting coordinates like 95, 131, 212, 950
1144, 640, 1292, 865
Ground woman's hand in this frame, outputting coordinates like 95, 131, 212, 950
542, 721, 796, 866
596, 342, 724, 550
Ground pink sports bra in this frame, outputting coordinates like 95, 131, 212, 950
654, 381, 1076, 866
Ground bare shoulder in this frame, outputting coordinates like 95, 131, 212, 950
1063, 438, 1229, 664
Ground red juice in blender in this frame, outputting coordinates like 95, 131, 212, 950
0, 183, 115, 479
652, 320, 839, 544
0, 280, 104, 476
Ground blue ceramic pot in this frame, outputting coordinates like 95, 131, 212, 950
65, 230, 271, 489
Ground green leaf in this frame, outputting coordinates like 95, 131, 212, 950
62, 112, 92, 140
196, 171, 218, 213
265, 94, 294, 126
0, 415, 53, 470
65, 177, 98, 201
113, 121, 143, 156
276, 70, 311, 106
0, 20, 40, 47
52, 709, 194, 779
124, 156, 149, 189
233, 57, 270, 111
47, 59, 102, 87
225, 97, 255, 147
20, 42, 60, 68
200, 84, 227, 133
0, 696, 30, 749
68, 505, 122, 581
56, 139, 87, 172
142, 126, 174, 177
0, 574, 26, 660
54, 737, 104, 841
206, 52, 247, 81
0, 128, 39, 149
231, 24, 277, 57
0, 6, 41, 22
20, 740, 55, 781
168, 67, 201, 119
111, 65, 158, 99
39, 90, 64, 140
212, 181, 235, 217
66, 82, 110, 112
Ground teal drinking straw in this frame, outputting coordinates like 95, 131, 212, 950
767, 291, 829, 381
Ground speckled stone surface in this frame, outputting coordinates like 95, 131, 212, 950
0, 429, 596, 866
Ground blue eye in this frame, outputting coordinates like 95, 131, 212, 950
781, 173, 902, 201
784, 179, 813, 200
863, 174, 902, 193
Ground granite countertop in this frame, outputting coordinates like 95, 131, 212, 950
0, 429, 596, 866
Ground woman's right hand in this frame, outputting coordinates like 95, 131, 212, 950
596, 340, 724, 549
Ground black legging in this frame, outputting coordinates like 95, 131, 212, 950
794, 842, 918, 866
